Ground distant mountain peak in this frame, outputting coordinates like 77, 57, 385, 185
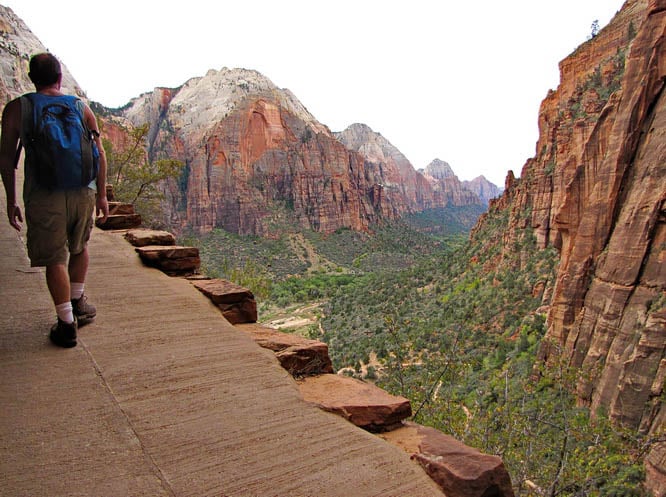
424, 159, 456, 180
463, 176, 503, 205
335, 123, 407, 167
123, 66, 329, 138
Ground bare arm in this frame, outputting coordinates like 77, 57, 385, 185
0, 99, 23, 231
83, 104, 108, 222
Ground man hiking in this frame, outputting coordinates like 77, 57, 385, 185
0, 52, 109, 348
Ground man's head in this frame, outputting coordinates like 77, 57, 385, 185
28, 52, 62, 89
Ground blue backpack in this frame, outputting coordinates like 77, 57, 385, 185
20, 93, 99, 190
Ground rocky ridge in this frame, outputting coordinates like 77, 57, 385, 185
475, 0, 665, 492
115, 74, 392, 234
422, 159, 456, 180
336, 123, 484, 211
421, 158, 483, 207
123, 68, 330, 154
0, 6, 84, 103
116, 73, 490, 236
463, 175, 503, 206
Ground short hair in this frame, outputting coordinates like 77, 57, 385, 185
28, 53, 62, 87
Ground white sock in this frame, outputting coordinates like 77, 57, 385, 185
70, 282, 84, 301
56, 302, 75, 324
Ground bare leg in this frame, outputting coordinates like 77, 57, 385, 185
45, 264, 71, 306
45, 247, 88, 305
68, 246, 89, 285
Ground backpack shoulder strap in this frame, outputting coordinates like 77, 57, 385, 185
16, 95, 35, 169
19, 94, 34, 142
74, 97, 85, 114
73, 98, 90, 129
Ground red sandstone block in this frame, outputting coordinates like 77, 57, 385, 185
298, 374, 411, 432
124, 229, 176, 247
96, 214, 142, 230
191, 279, 257, 323
236, 323, 333, 375
379, 422, 515, 497
108, 202, 135, 215
135, 245, 200, 276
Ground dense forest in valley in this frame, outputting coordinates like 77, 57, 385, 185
183, 204, 647, 496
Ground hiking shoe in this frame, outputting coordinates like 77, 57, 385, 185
72, 294, 96, 326
49, 318, 78, 348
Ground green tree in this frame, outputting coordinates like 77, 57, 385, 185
103, 123, 184, 227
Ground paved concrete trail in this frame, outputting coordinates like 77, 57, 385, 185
0, 185, 444, 496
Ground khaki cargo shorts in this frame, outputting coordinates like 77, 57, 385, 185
24, 187, 96, 267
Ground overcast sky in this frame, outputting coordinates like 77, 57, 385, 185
5, 0, 625, 185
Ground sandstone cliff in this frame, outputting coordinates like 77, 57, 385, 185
118, 68, 420, 235
336, 124, 483, 212
124, 80, 492, 235
420, 159, 483, 207
335, 123, 425, 213
464, 175, 503, 206
0, 6, 84, 102
119, 71, 425, 235
475, 0, 665, 492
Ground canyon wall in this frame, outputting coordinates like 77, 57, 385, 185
421, 159, 483, 207
0, 6, 84, 103
120, 71, 486, 236
335, 124, 484, 212
463, 175, 503, 206
478, 0, 665, 492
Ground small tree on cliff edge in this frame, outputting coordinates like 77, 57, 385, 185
102, 123, 183, 228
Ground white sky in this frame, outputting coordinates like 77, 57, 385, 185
5, 0, 625, 185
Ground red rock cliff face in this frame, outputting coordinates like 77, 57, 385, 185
543, 0, 665, 432
421, 159, 483, 207
121, 69, 432, 236
185, 98, 387, 235
335, 124, 483, 213
121, 69, 488, 237
464, 176, 503, 206
481, 0, 665, 492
